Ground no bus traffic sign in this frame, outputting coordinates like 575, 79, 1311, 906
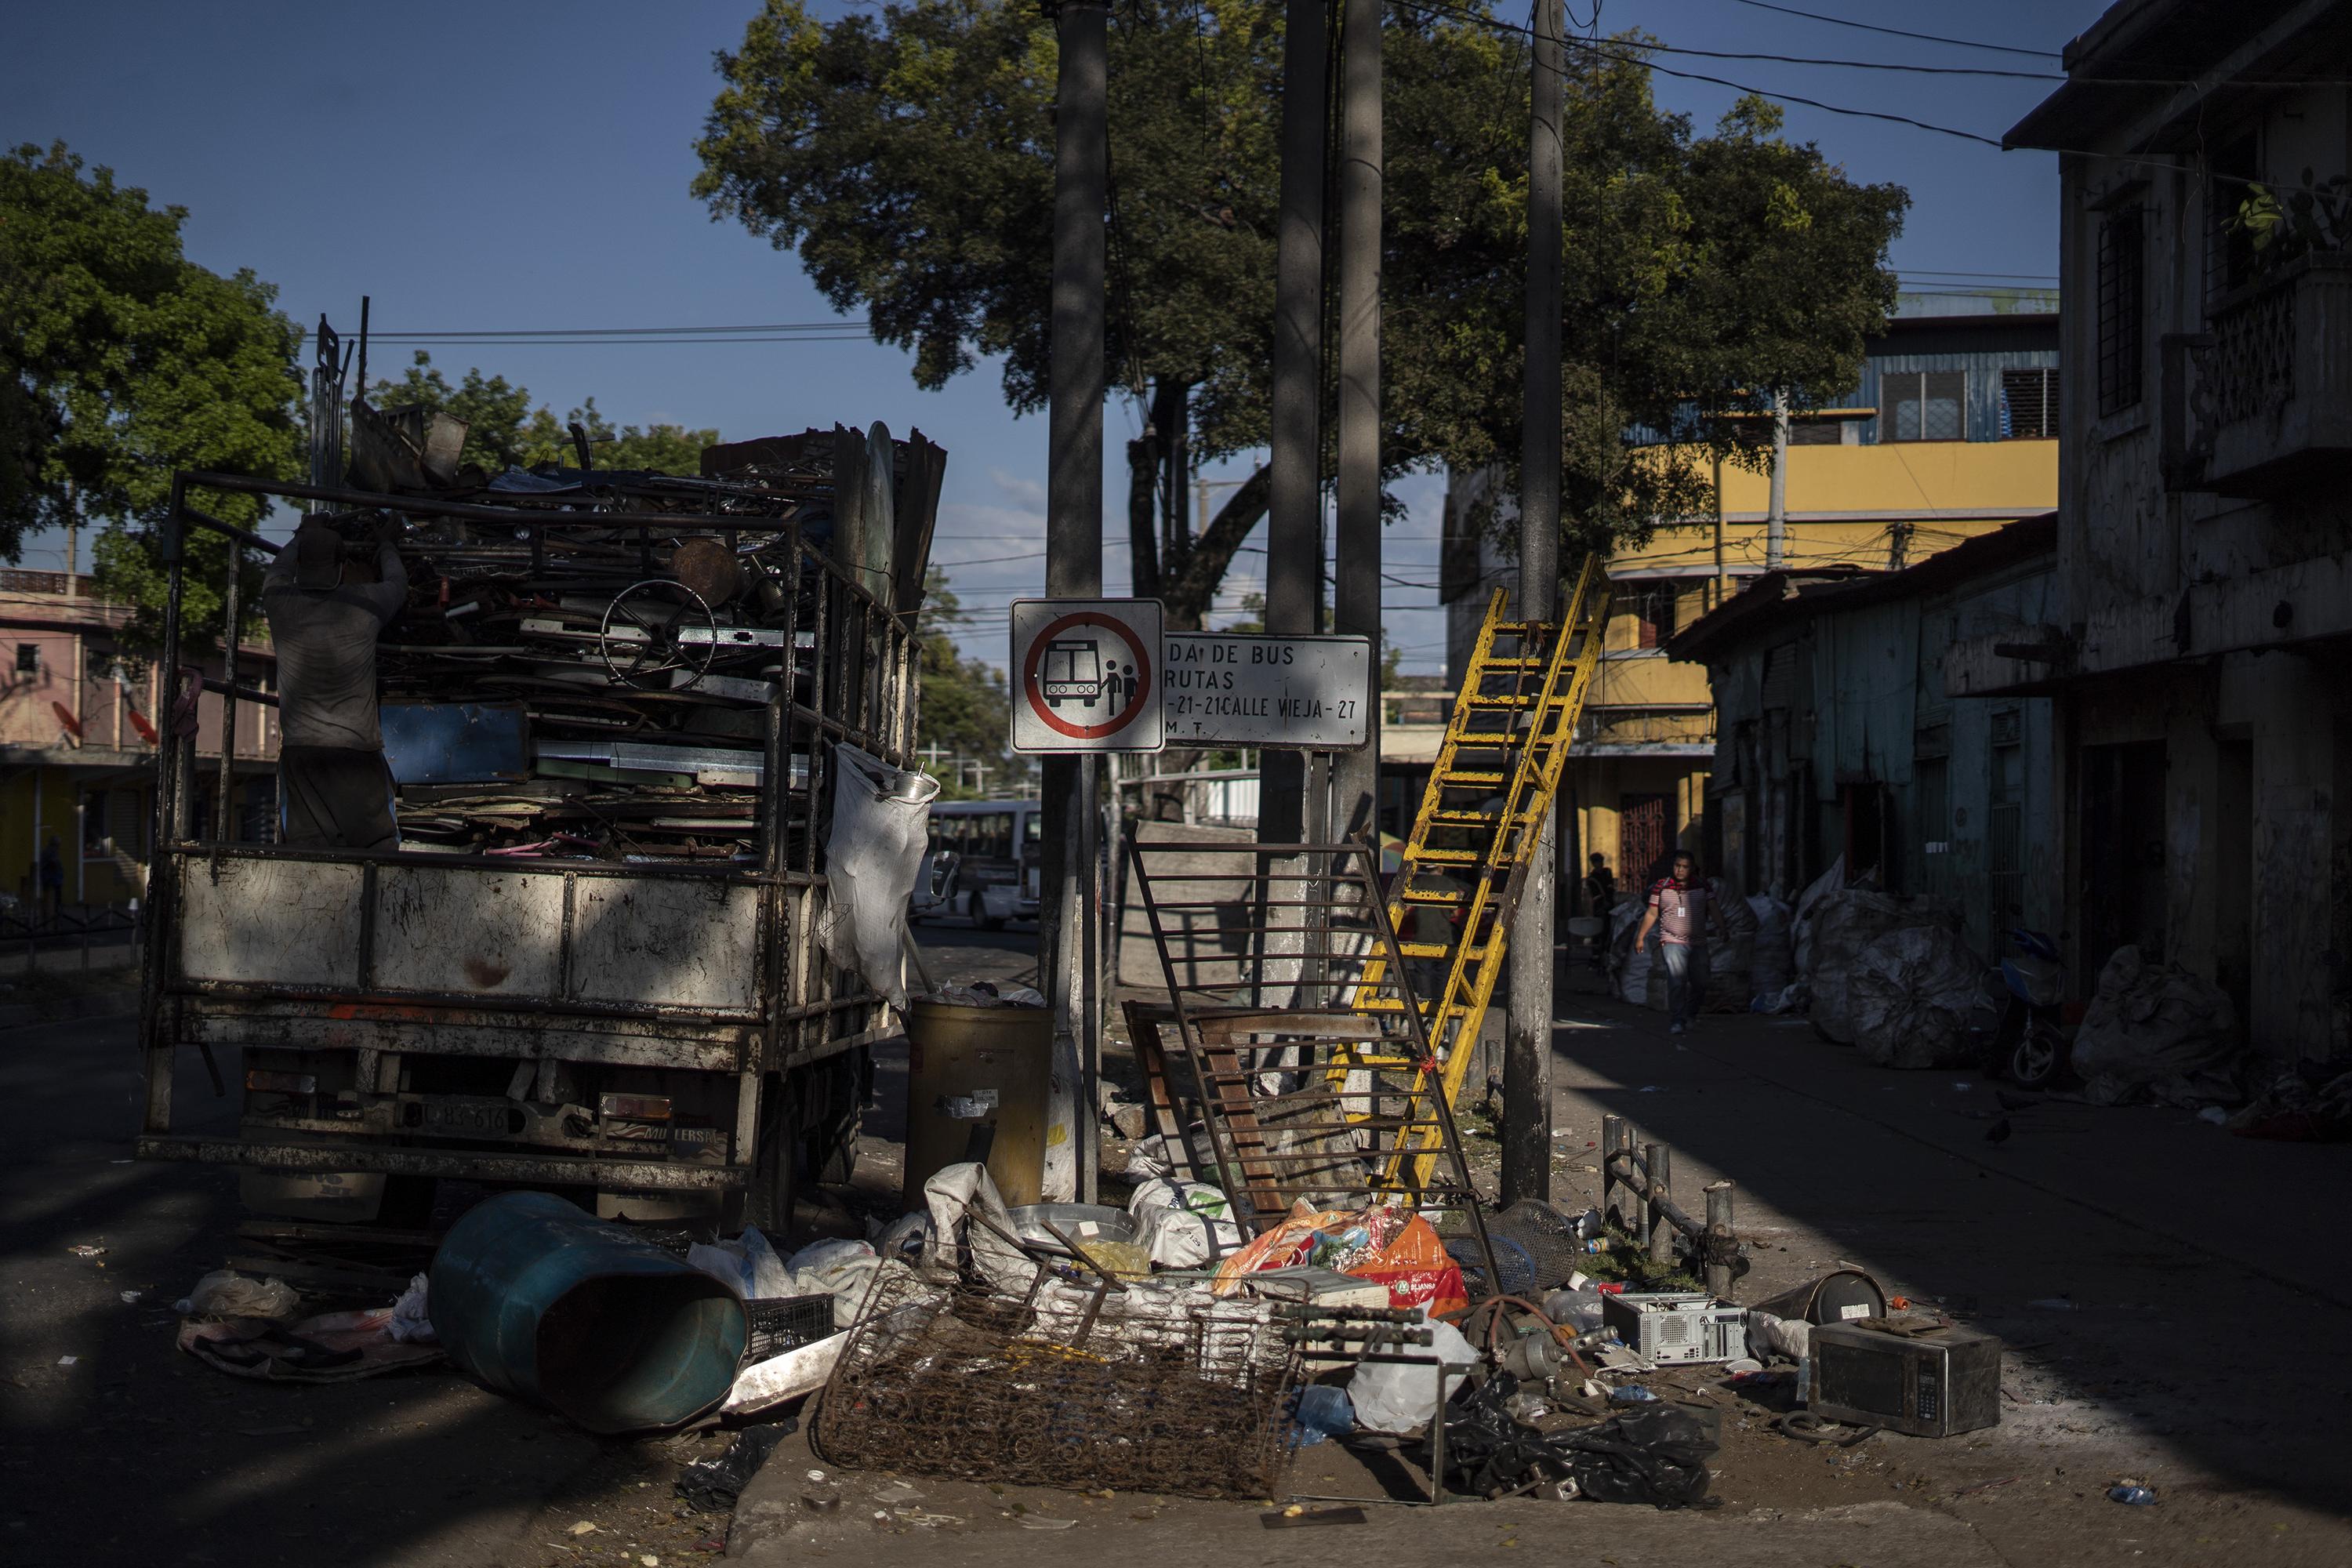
1011, 598, 1165, 753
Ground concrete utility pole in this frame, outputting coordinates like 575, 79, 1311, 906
1042, 0, 1108, 1203
1503, 0, 1566, 1208
1260, 0, 1330, 844
1332, 0, 1381, 840
1766, 387, 1789, 572
1711, 451, 1727, 610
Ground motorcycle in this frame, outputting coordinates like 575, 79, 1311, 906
1984, 927, 2070, 1087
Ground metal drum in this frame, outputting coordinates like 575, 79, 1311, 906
430, 1191, 746, 1433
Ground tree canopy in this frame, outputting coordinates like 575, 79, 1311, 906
368, 352, 720, 477
913, 568, 1024, 797
694, 2, 1904, 616
1, 141, 303, 644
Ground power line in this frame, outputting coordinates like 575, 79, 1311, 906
1566, 34, 2007, 145
299, 321, 863, 339
1396, 2, 2009, 146
1635, 38, 2060, 82
1722, 1, 2061, 61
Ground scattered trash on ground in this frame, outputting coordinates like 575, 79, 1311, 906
175, 1270, 299, 1319
676, 1422, 797, 1512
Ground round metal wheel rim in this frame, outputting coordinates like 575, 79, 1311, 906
597, 578, 717, 690
2012, 1033, 2056, 1083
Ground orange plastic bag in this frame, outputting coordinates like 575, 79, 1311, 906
1210, 1200, 1468, 1317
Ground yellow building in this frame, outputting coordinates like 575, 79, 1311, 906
1443, 299, 2060, 894
2, 570, 275, 918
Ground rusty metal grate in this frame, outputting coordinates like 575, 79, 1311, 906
812, 1267, 1302, 1500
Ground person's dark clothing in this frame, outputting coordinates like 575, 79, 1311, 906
277, 746, 400, 851
262, 539, 407, 750
263, 535, 406, 849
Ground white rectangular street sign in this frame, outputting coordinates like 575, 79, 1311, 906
1010, 598, 1165, 753
1160, 633, 1373, 750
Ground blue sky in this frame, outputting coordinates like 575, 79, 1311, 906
4, 0, 2107, 673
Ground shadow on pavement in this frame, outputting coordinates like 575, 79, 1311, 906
1545, 995, 2352, 1520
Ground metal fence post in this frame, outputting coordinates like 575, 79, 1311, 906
1646, 1142, 1673, 1270
1704, 1180, 1737, 1298
1600, 1112, 1624, 1229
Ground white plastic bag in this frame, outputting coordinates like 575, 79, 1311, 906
388, 1272, 435, 1344
687, 1226, 802, 1301
1348, 1311, 1476, 1434
819, 744, 940, 1010
919, 1161, 1033, 1293
1129, 1177, 1244, 1266
2072, 946, 2243, 1107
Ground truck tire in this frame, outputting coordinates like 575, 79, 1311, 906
741, 1073, 797, 1234
968, 892, 1004, 932
806, 1049, 866, 1186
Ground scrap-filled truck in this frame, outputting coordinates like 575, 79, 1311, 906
134, 387, 942, 1232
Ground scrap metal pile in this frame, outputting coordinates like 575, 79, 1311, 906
352, 423, 942, 862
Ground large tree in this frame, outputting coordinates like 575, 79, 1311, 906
693, 3, 1903, 615
369, 352, 720, 477
1, 142, 304, 647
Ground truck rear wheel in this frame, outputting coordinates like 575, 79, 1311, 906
741, 1073, 798, 1234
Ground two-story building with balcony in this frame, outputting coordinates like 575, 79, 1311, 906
2, 570, 276, 916
1948, 0, 2352, 1064
1443, 294, 2060, 891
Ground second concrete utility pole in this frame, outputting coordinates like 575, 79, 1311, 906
1503, 0, 1565, 1208
1332, 0, 1382, 840
1043, 0, 1107, 1203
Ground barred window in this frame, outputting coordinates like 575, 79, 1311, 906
1883, 371, 1966, 441
2001, 368, 2059, 438
2097, 207, 2145, 416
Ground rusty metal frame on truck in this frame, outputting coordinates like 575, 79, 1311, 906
133, 469, 920, 1225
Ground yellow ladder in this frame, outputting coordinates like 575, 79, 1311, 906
1348, 556, 1613, 1188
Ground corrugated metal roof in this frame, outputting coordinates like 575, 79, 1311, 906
1665, 513, 2057, 666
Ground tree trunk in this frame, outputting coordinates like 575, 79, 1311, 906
1161, 464, 1270, 631
1127, 429, 1162, 601
1143, 461, 1270, 821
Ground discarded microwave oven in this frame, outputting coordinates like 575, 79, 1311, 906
1601, 1292, 1747, 1364
1807, 1320, 2002, 1438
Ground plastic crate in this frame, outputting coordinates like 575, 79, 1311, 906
745, 1294, 834, 1360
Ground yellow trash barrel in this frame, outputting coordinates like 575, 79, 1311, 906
900, 1000, 1053, 1209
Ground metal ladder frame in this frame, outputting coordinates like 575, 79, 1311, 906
1350, 556, 1613, 1189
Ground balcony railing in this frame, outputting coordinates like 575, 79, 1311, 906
2182, 253, 2352, 497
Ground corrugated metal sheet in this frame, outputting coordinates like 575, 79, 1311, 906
1816, 600, 1918, 791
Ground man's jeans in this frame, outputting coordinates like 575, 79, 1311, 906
1660, 940, 1708, 1025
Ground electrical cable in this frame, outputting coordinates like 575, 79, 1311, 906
1628, 38, 2062, 82
1722, 1, 2060, 60
1395, 1, 2008, 145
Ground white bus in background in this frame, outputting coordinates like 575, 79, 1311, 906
913, 799, 1041, 929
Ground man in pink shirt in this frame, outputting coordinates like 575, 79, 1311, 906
1631, 851, 1726, 1035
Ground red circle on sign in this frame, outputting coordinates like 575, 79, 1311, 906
1021, 610, 1154, 740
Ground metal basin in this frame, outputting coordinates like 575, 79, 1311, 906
1004, 1203, 1139, 1256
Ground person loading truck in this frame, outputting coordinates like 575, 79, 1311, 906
261, 514, 408, 849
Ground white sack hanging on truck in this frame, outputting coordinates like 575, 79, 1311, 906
820, 743, 940, 1009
